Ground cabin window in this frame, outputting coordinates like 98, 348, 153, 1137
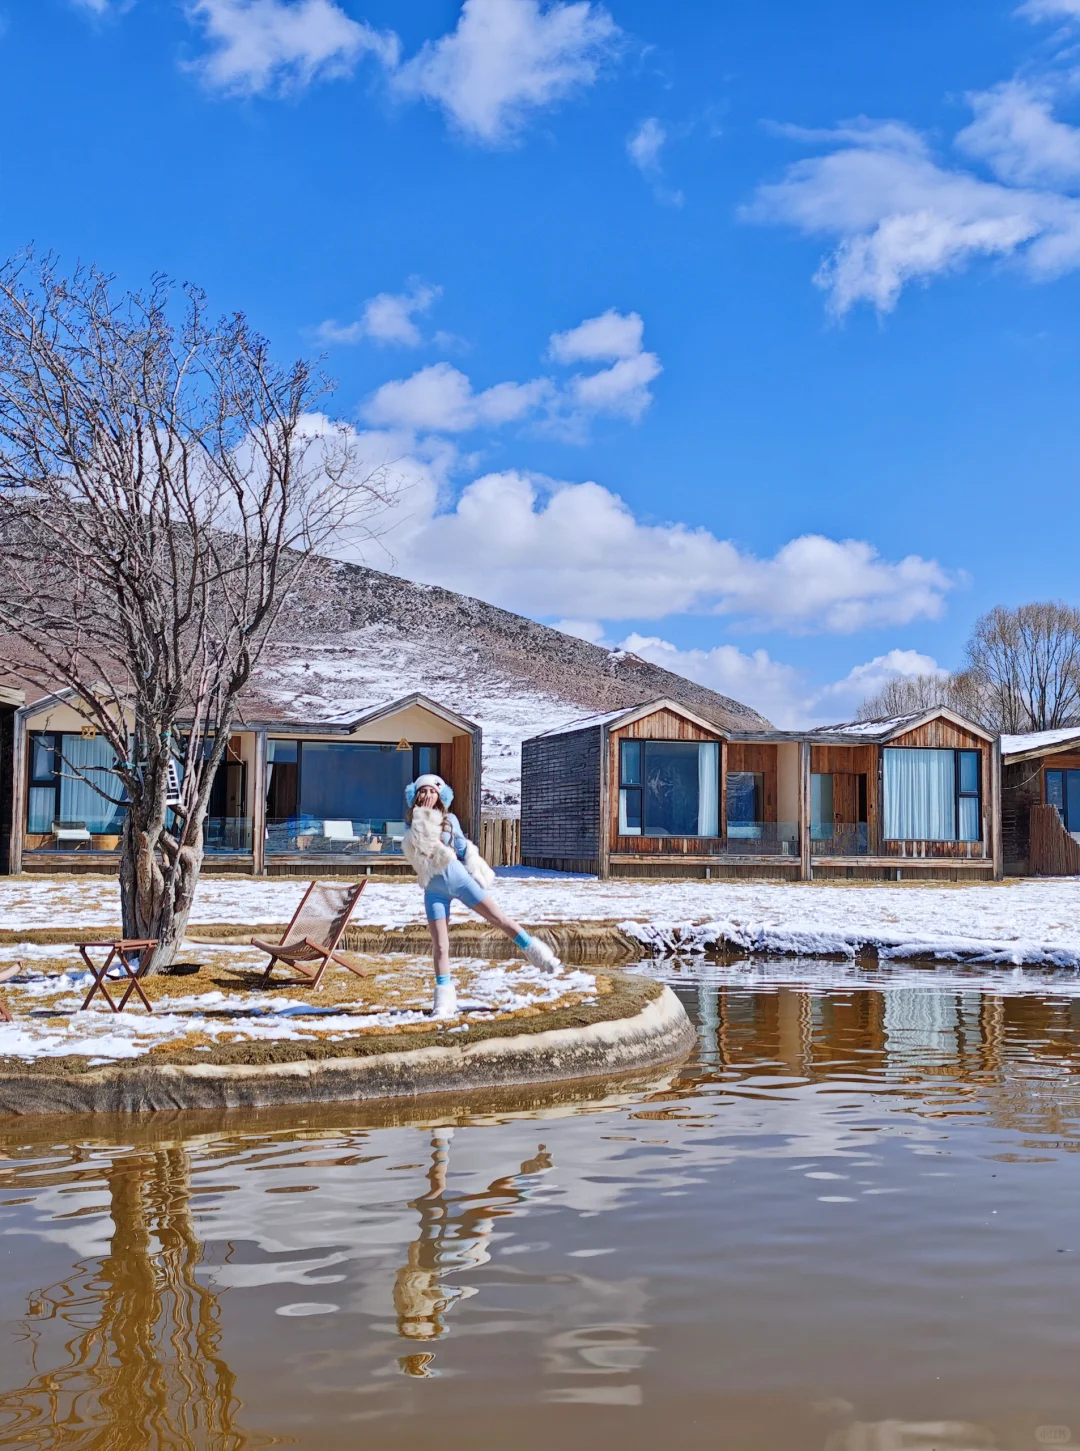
883, 748, 981, 843
619, 739, 720, 838
265, 739, 441, 849
810, 773, 834, 841
26, 731, 126, 837
726, 772, 763, 839
1046, 769, 1080, 832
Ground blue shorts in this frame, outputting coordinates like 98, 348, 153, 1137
424, 859, 489, 922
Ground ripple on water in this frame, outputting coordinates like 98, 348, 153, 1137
2, 958, 1080, 1449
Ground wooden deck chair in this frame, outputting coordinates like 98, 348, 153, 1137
0, 963, 21, 1022
253, 880, 368, 989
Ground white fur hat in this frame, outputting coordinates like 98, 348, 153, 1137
405, 773, 454, 809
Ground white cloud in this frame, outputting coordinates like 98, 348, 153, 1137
363, 362, 549, 432
627, 117, 666, 173
376, 468, 955, 632
363, 308, 661, 434
625, 116, 684, 206
186, 0, 398, 96
1019, 0, 1080, 17
566, 349, 662, 421
393, 0, 619, 144
550, 618, 609, 643
747, 103, 1080, 314
549, 308, 644, 363
317, 281, 441, 347
616, 637, 948, 728
957, 80, 1080, 188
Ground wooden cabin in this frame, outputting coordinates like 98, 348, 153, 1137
520, 700, 1001, 881
3, 688, 481, 877
1000, 726, 1080, 876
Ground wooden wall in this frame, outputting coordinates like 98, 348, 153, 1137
443, 733, 475, 835
727, 742, 778, 825
521, 725, 603, 870
1003, 751, 1080, 874
609, 713, 727, 856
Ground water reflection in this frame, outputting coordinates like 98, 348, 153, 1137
3, 962, 1080, 1448
0, 1147, 250, 1449
393, 1130, 553, 1366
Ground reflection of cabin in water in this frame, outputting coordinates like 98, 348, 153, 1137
520, 700, 1001, 881
2, 686, 480, 876
1000, 726, 1080, 876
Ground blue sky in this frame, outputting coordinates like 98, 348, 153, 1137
5, 0, 1080, 724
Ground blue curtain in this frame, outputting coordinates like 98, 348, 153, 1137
883, 749, 956, 841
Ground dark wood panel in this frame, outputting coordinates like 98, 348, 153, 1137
810, 744, 875, 775
1042, 752, 1080, 770
522, 727, 602, 862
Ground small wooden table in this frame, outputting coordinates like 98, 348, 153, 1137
79, 940, 158, 1014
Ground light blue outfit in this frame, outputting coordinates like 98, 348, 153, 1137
423, 812, 489, 922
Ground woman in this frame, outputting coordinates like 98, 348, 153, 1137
401, 773, 561, 1018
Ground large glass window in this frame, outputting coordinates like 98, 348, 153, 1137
726, 772, 763, 840
883, 748, 981, 842
26, 731, 126, 836
1046, 769, 1080, 832
619, 739, 720, 838
266, 740, 440, 850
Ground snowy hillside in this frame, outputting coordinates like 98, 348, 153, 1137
252, 562, 770, 807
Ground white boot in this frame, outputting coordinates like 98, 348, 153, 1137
523, 936, 562, 975
432, 978, 458, 1019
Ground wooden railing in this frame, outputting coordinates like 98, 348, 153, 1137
480, 814, 521, 867
1029, 803, 1080, 877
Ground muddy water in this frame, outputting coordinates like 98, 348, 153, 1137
4, 961, 1080, 1450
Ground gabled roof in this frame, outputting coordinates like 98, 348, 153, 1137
532, 697, 727, 742
808, 707, 996, 745
1000, 725, 1080, 763
345, 691, 479, 737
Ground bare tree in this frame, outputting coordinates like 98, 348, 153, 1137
0, 254, 394, 971
855, 668, 992, 726
963, 602, 1080, 734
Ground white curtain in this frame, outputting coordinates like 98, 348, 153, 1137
883, 748, 956, 841
697, 742, 719, 836
58, 735, 121, 833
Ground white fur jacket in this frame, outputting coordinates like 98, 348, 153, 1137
402, 806, 496, 891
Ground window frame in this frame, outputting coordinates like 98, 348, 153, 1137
955, 749, 981, 843
1046, 767, 1080, 832
618, 737, 722, 840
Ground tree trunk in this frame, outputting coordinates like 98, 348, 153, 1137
119, 822, 204, 976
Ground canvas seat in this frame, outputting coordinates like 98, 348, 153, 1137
253, 879, 368, 988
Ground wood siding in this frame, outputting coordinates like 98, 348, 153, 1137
521, 726, 602, 869
1002, 758, 1044, 873
810, 743, 878, 848
1029, 802, 1080, 876
726, 742, 778, 825
617, 709, 720, 742
443, 733, 474, 835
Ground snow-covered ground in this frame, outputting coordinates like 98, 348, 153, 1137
0, 947, 596, 1062
2, 872, 1080, 967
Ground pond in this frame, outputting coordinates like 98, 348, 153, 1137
3, 958, 1080, 1450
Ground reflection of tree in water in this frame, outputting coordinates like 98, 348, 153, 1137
393, 1130, 552, 1374
0, 1147, 255, 1450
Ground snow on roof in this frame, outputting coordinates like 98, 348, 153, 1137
1001, 725, 1080, 759
810, 713, 924, 740
534, 706, 645, 738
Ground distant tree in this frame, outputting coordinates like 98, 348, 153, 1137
0, 254, 393, 972
963, 602, 1080, 733
856, 602, 1080, 733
